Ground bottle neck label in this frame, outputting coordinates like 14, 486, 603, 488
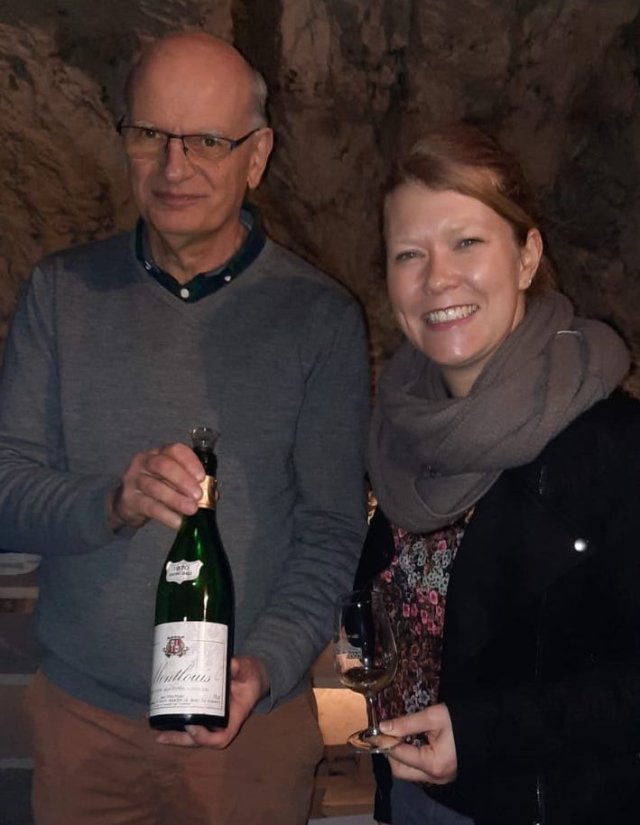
166, 560, 204, 584
198, 475, 218, 510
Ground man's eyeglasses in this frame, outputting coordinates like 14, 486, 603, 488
116, 120, 260, 161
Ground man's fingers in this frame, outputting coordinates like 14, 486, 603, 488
157, 709, 242, 750
136, 473, 198, 515
155, 724, 235, 749
186, 723, 239, 749
155, 730, 201, 748
111, 442, 206, 531
143, 450, 204, 499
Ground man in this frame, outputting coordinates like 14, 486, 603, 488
0, 32, 369, 825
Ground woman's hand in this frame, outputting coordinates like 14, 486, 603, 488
380, 703, 458, 785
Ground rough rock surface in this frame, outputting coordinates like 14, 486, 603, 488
0, 0, 638, 394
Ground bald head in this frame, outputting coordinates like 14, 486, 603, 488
125, 32, 268, 128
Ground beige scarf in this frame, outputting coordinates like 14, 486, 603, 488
368, 292, 630, 533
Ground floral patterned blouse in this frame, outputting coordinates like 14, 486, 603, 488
376, 509, 473, 723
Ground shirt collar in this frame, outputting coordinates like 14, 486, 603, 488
135, 203, 266, 303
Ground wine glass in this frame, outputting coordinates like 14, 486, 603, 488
334, 588, 401, 753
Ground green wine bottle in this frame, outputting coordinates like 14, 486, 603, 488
149, 427, 234, 731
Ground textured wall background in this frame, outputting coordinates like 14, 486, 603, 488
0, 0, 638, 391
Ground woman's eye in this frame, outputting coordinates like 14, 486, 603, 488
457, 237, 481, 249
394, 250, 420, 263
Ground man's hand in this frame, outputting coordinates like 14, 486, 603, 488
108, 442, 205, 532
156, 655, 270, 749
381, 703, 458, 785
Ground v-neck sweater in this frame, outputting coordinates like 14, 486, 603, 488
0, 228, 370, 717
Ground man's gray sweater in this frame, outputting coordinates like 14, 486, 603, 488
0, 230, 370, 717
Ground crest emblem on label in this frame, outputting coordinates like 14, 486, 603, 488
166, 560, 203, 583
163, 635, 189, 658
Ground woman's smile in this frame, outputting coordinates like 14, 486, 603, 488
423, 304, 479, 326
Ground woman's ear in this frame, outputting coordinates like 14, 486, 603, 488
518, 228, 543, 289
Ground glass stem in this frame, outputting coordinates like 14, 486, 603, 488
366, 692, 380, 734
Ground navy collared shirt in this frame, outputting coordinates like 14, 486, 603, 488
135, 203, 266, 303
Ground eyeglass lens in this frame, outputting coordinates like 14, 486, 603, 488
121, 128, 232, 160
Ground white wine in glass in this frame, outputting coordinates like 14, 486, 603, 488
334, 589, 401, 753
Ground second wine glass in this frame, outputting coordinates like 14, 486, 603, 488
334, 588, 401, 753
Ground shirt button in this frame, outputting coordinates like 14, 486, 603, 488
179, 287, 189, 299
573, 538, 589, 553
224, 275, 232, 283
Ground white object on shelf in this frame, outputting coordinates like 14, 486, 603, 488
0, 553, 41, 576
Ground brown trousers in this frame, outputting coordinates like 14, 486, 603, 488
25, 670, 324, 825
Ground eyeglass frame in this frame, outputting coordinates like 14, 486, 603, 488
116, 118, 261, 160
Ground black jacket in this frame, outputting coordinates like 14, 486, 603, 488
358, 391, 640, 825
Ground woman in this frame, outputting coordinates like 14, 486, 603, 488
360, 123, 640, 825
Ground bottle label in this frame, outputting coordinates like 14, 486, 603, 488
198, 476, 217, 510
150, 621, 228, 716
165, 560, 203, 583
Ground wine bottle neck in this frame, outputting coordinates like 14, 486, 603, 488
197, 475, 218, 510
194, 446, 217, 477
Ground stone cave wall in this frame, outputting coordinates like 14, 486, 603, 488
0, 0, 639, 392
